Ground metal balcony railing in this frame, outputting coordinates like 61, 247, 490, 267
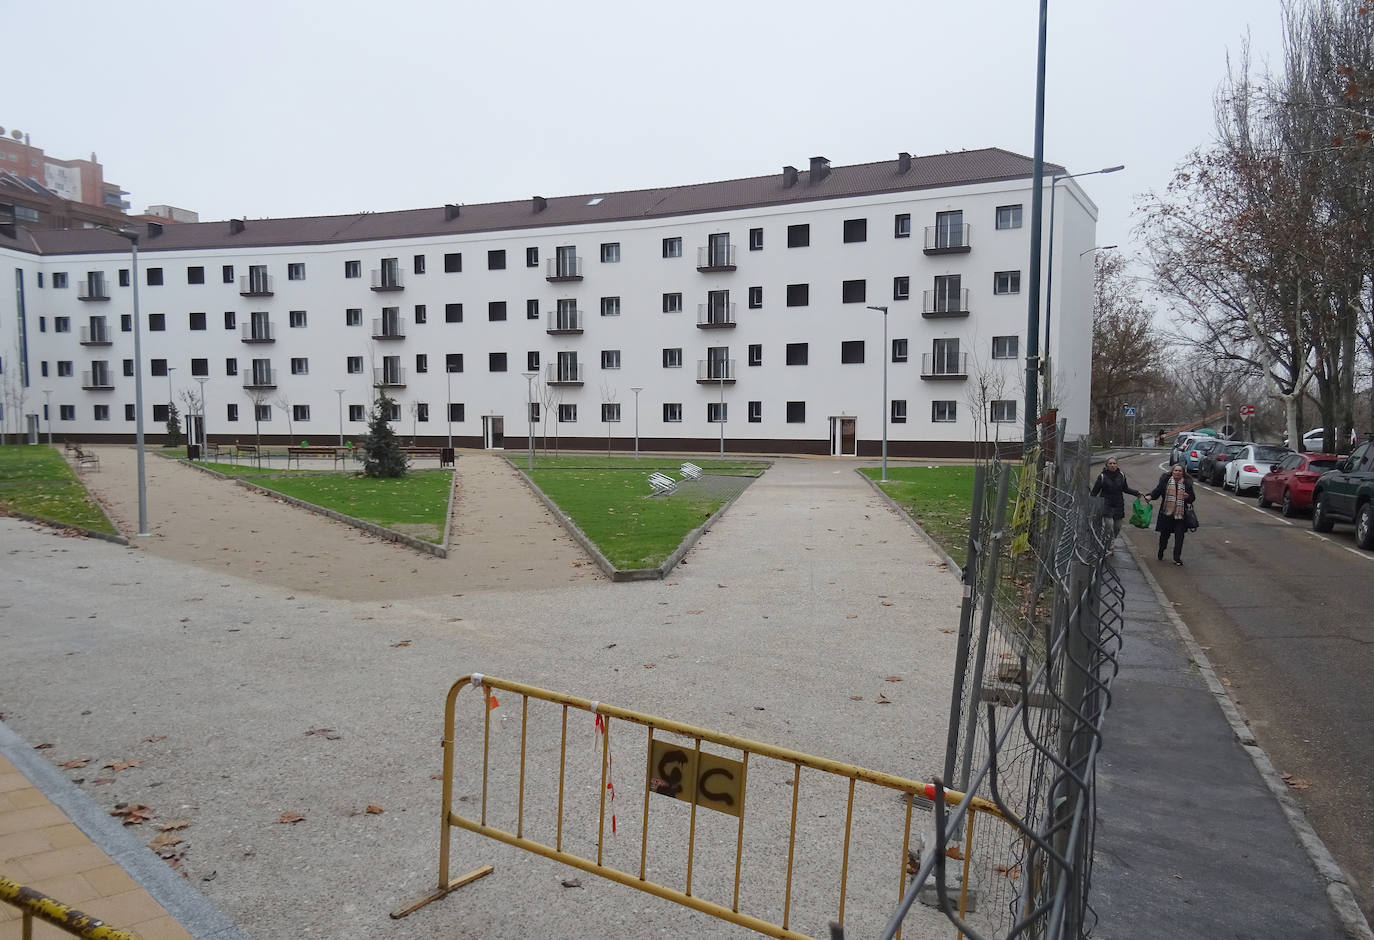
241, 322, 275, 343
81, 370, 114, 390
371, 268, 404, 291
920, 352, 969, 379
697, 243, 737, 271
78, 278, 110, 301
546, 257, 583, 281
547, 309, 583, 334
922, 288, 971, 317
79, 325, 112, 345
546, 362, 584, 385
240, 274, 274, 296
372, 317, 407, 339
244, 369, 278, 389
696, 302, 737, 328
923, 223, 971, 254
374, 366, 407, 387
696, 359, 738, 383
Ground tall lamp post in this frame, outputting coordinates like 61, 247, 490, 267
43, 390, 52, 446
866, 305, 889, 481
445, 366, 455, 451
630, 386, 642, 459
334, 389, 345, 446
718, 373, 726, 457
195, 377, 209, 457
522, 372, 537, 471
114, 228, 149, 536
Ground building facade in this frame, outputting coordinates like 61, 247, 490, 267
0, 149, 1099, 456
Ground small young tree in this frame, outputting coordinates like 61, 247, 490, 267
362, 390, 408, 478
245, 389, 273, 450
165, 402, 185, 447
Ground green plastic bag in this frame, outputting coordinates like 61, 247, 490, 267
1129, 497, 1153, 529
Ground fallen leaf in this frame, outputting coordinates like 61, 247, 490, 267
90, 778, 116, 785
1221, 677, 1233, 687
33, 743, 54, 750
391, 640, 411, 648
104, 759, 142, 772
996, 864, 1022, 879
276, 812, 306, 824
59, 758, 90, 769
939, 628, 957, 634
849, 696, 864, 701
158, 819, 191, 831
945, 846, 964, 860
365, 804, 384, 815
561, 878, 583, 888
149, 832, 182, 850
884, 676, 903, 682
881, 601, 894, 607
305, 728, 341, 740
110, 804, 155, 825
643, 663, 656, 669
1286, 777, 1311, 790
142, 735, 167, 743
876, 693, 891, 705
846, 614, 858, 620
686, 609, 703, 615
430, 774, 443, 780
717, 583, 727, 588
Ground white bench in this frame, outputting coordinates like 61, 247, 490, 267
680, 462, 702, 481
648, 472, 678, 496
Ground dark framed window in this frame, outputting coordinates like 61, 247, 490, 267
892, 338, 909, 362
414, 304, 427, 324
994, 270, 1021, 295
891, 400, 907, 423
119, 269, 131, 287
748, 344, 762, 366
600, 242, 621, 263
347, 356, 364, 374
489, 301, 507, 321
191, 358, 208, 377
489, 352, 507, 372
52, 272, 68, 288
123, 359, 135, 376
344, 308, 361, 326
992, 335, 1019, 359
446, 353, 464, 372
787, 223, 810, 248
840, 340, 865, 364
444, 252, 462, 273
291, 357, 309, 375
526, 299, 540, 320
527, 351, 540, 371
289, 310, 307, 328
662, 293, 683, 313
222, 265, 235, 283
932, 401, 957, 423
125, 403, 136, 420
526, 247, 539, 267
449, 403, 465, 422
225, 358, 238, 376
662, 348, 683, 368
187, 266, 205, 284
559, 403, 578, 422
843, 218, 867, 243
349, 404, 365, 422
415, 353, 428, 373
748, 286, 763, 308
227, 403, 239, 422
748, 401, 762, 422
189, 311, 206, 330
786, 284, 809, 307
893, 276, 910, 301
663, 403, 683, 423
148, 313, 165, 331
786, 401, 806, 423
662, 237, 682, 258
488, 250, 506, 270
146, 267, 163, 286
344, 260, 361, 278
445, 303, 463, 323
413, 254, 426, 275
287, 262, 305, 281
991, 400, 1018, 423
150, 359, 167, 377
223, 311, 236, 330
749, 228, 763, 250
894, 213, 911, 238
995, 204, 1023, 230
841, 280, 866, 303
786, 343, 809, 365
152, 404, 169, 422
600, 296, 620, 317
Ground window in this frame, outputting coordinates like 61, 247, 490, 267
786, 284, 809, 307
53, 272, 70, 288
991, 400, 1018, 423
413, 254, 426, 275
146, 267, 163, 286
526, 299, 540, 320
224, 311, 236, 330
489, 352, 507, 372
748, 344, 762, 366
786, 401, 806, 423
349, 404, 364, 422
707, 402, 727, 423
995, 204, 1023, 230
527, 351, 540, 371
293, 405, 311, 422
345, 260, 361, 278
414, 403, 428, 422
124, 359, 135, 376
748, 401, 762, 423
663, 403, 683, 423
786, 343, 809, 365
601, 350, 621, 369
446, 353, 464, 373
893, 276, 910, 301
152, 404, 169, 422
222, 265, 235, 284
345, 308, 361, 326
225, 358, 238, 376
146, 359, 166, 378
125, 404, 136, 421
600, 242, 620, 263
288, 357, 308, 376
749, 228, 763, 251
842, 280, 866, 303
256, 404, 272, 422
662, 293, 683, 313
934, 210, 965, 249
992, 335, 1019, 359
662, 237, 682, 258
416, 353, 428, 373
191, 358, 208, 377
841, 340, 865, 364
445, 303, 463, 323
54, 317, 70, 333
37, 273, 43, 288
488, 249, 506, 270
287, 263, 305, 281
525, 247, 539, 268
891, 400, 908, 424
39, 317, 46, 332
57, 361, 74, 377
449, 403, 465, 422
187, 266, 205, 284
843, 218, 867, 243
289, 310, 307, 328
148, 313, 165, 331
933, 274, 963, 313
489, 301, 507, 321
347, 356, 364, 374
602, 403, 621, 423
189, 311, 206, 330
119, 269, 131, 287
662, 348, 683, 368
748, 286, 763, 308
932, 338, 962, 374
600, 296, 620, 317
60, 405, 75, 421
559, 403, 578, 422
892, 338, 909, 362
444, 252, 463, 273
414, 304, 426, 324
994, 270, 1021, 295
894, 213, 911, 238
787, 223, 810, 248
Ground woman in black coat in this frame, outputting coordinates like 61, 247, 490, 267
1147, 464, 1195, 565
1090, 457, 1141, 540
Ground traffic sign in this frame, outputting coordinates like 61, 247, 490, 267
1123, 406, 1137, 417
1239, 404, 1255, 417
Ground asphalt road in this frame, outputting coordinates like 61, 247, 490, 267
1117, 451, 1374, 921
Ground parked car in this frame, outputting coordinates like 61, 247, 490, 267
1224, 443, 1291, 494
1200, 442, 1246, 485
1285, 427, 1357, 452
1184, 438, 1223, 473
1311, 440, 1374, 549
1170, 433, 1206, 466
1257, 453, 1341, 516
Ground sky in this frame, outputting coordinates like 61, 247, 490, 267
6, 0, 1289, 265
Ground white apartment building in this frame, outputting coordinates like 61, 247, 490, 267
0, 149, 1098, 457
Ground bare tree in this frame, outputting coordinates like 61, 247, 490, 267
600, 380, 618, 454
244, 388, 273, 450
1089, 253, 1168, 444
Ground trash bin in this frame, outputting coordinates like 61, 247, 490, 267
441, 447, 455, 468
187, 443, 201, 460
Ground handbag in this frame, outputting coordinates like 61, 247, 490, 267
1184, 504, 1199, 531
1129, 498, 1153, 529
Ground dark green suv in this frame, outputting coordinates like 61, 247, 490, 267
1311, 441, 1374, 549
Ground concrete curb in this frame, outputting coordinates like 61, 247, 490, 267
3, 509, 129, 547
0, 721, 250, 940
855, 468, 965, 578
1122, 536, 1374, 940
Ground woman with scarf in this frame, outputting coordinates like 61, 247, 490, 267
1090, 457, 1141, 540
1147, 464, 1195, 565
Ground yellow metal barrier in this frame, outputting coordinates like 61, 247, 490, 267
395, 674, 1008, 938
0, 875, 142, 939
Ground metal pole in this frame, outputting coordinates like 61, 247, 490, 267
196, 377, 208, 457
523, 373, 536, 471
719, 376, 725, 457
116, 232, 150, 535
631, 387, 642, 459
1022, 0, 1049, 449
445, 368, 453, 450
867, 305, 889, 480
43, 390, 52, 446
335, 389, 345, 445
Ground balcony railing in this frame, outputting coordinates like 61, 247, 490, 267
374, 367, 407, 388
547, 309, 583, 334
80, 325, 112, 345
244, 369, 278, 389
371, 269, 404, 291
372, 317, 407, 339
696, 302, 737, 328
696, 359, 738, 383
81, 370, 114, 390
546, 257, 583, 281
241, 322, 275, 343
923, 223, 972, 254
920, 352, 969, 380
697, 244, 737, 272
922, 288, 971, 318
78, 279, 110, 301
546, 363, 584, 385
240, 274, 274, 296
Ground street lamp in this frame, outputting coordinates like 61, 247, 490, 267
1079, 244, 1117, 257
866, 306, 890, 480
630, 387, 643, 459
445, 366, 455, 451
113, 228, 149, 536
334, 389, 345, 446
195, 377, 208, 458
718, 373, 726, 458
43, 390, 52, 446
522, 372, 537, 471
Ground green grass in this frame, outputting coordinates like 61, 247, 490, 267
0, 445, 118, 535
860, 466, 976, 561
516, 454, 768, 475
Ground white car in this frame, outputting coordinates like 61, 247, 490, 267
1224, 443, 1291, 494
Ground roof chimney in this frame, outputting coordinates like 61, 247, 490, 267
897, 152, 912, 174
444, 203, 461, 221
146, 221, 163, 238
809, 156, 831, 184
782, 165, 799, 188
533, 196, 547, 213
229, 218, 245, 235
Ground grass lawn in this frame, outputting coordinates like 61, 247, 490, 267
860, 465, 976, 561
0, 445, 118, 535
518, 454, 767, 475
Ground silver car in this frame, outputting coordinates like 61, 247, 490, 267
1224, 443, 1291, 494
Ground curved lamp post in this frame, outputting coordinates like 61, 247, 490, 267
866, 305, 889, 481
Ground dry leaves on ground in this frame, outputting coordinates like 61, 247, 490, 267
391, 640, 411, 648
305, 728, 341, 740
884, 676, 903, 682
104, 759, 141, 772
158, 819, 190, 831
876, 693, 891, 705
142, 735, 167, 743
110, 804, 155, 825
365, 804, 384, 815
276, 812, 306, 824
1281, 773, 1311, 790
33, 742, 54, 750
59, 758, 90, 769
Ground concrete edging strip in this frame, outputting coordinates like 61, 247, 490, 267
855, 468, 965, 578
0, 720, 250, 940
3, 510, 128, 546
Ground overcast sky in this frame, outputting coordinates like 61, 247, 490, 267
7, 0, 1287, 263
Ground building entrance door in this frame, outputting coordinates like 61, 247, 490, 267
483, 416, 505, 449
830, 417, 857, 456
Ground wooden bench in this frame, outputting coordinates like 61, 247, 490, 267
648, 472, 678, 496
401, 446, 456, 467
234, 444, 259, 461
73, 446, 100, 471
680, 462, 702, 481
287, 446, 351, 469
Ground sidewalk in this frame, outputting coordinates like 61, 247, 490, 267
1091, 540, 1369, 939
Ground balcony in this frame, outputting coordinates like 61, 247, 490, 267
546, 363, 584, 386
923, 224, 971, 255
241, 322, 275, 343
546, 309, 583, 334
371, 269, 404, 292
372, 317, 407, 340
697, 244, 737, 272
80, 325, 112, 346
240, 274, 274, 296
374, 367, 407, 388
696, 303, 737, 329
81, 371, 114, 391
922, 289, 970, 318
546, 257, 583, 282
921, 352, 969, 380
696, 359, 738, 384
244, 369, 278, 389
78, 279, 110, 301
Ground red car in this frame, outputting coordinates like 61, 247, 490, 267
1257, 452, 1342, 516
